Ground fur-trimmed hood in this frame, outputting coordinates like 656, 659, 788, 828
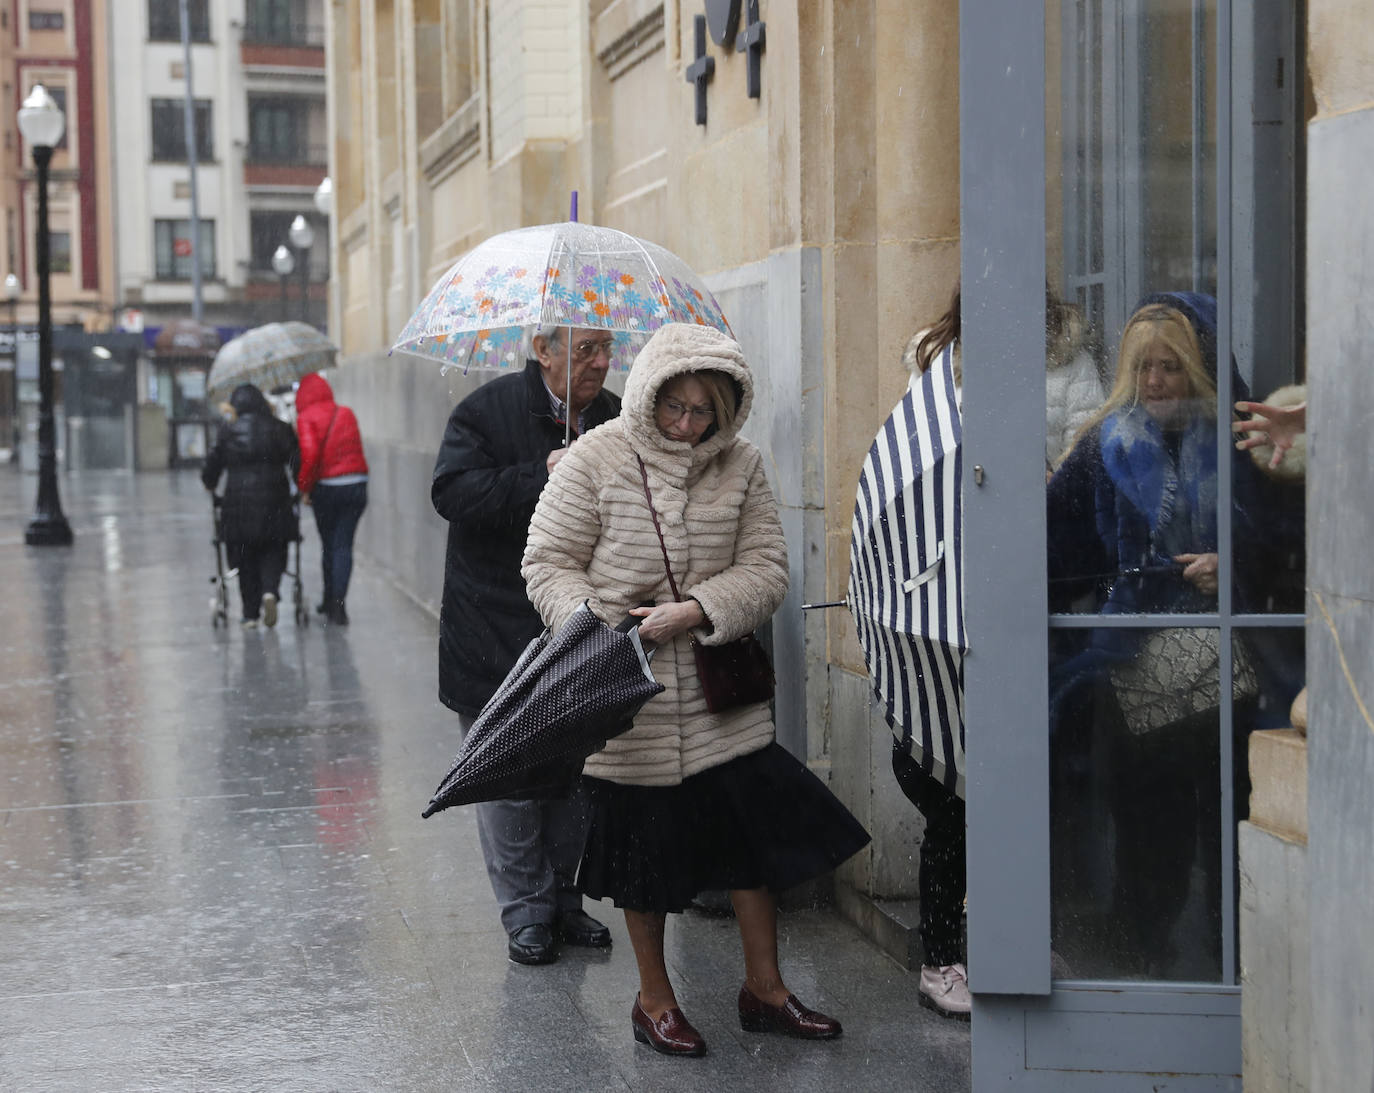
621, 323, 754, 469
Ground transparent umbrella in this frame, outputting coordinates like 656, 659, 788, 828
207, 321, 337, 401
393, 221, 732, 374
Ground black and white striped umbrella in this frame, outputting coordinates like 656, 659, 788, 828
847, 342, 966, 795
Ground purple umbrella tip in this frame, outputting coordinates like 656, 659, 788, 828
570, 191, 578, 222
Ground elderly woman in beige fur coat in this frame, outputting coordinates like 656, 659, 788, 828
522, 322, 868, 1058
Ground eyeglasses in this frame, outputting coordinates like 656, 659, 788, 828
567, 337, 616, 364
658, 397, 716, 423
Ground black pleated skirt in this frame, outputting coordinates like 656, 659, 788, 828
577, 742, 871, 914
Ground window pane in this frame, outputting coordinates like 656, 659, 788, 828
1047, 0, 1225, 987
154, 219, 215, 279
1049, 625, 1232, 982
250, 210, 295, 271
246, 0, 310, 44
49, 232, 71, 273
248, 99, 303, 162
149, 0, 208, 41
150, 99, 213, 162
47, 87, 69, 151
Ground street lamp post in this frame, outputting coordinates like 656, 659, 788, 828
271, 244, 294, 324
313, 176, 333, 218
313, 178, 332, 335
288, 214, 314, 325
18, 85, 72, 546
4, 273, 19, 463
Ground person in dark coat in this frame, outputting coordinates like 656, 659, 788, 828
431, 323, 621, 966
1046, 291, 1304, 979
202, 384, 300, 629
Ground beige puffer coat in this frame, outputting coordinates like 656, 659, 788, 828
521, 323, 788, 786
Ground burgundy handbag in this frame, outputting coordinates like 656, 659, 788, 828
637, 457, 776, 714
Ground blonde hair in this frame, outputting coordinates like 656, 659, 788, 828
1059, 304, 1217, 464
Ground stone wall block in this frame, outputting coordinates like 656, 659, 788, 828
1239, 821, 1311, 1093
1247, 729, 1309, 844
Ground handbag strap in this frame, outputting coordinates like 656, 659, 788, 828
320, 406, 340, 459
305, 407, 339, 492
636, 456, 683, 603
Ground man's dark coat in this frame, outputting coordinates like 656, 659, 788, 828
432, 359, 621, 716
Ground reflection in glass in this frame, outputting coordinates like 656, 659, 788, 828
1043, 0, 1306, 995
1048, 295, 1224, 618
1048, 627, 1260, 983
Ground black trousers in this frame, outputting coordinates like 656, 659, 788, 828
227, 540, 287, 621
891, 741, 967, 967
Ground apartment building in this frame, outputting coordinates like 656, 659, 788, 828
1, 0, 114, 463
107, 0, 329, 461
110, 0, 330, 336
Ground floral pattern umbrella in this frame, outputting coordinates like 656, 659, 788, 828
391, 221, 733, 373
207, 321, 338, 401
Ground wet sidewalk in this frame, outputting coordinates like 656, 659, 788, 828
0, 469, 970, 1093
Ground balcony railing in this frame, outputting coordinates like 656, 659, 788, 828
242, 20, 324, 48
244, 143, 329, 168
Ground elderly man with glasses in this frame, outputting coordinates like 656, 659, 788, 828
431, 324, 621, 965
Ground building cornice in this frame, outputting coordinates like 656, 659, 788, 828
594, 0, 665, 81
419, 93, 482, 185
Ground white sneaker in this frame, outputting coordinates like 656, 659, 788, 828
261, 593, 278, 628
919, 963, 971, 1020
241, 618, 260, 630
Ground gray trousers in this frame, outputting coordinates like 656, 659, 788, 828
458, 714, 591, 934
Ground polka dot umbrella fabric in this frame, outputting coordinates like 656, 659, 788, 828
391, 221, 733, 374
422, 604, 665, 817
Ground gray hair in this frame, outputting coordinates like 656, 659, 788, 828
524, 323, 564, 359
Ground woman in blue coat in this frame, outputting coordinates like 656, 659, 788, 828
1046, 292, 1303, 979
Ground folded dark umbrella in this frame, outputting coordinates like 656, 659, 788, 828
422, 603, 665, 817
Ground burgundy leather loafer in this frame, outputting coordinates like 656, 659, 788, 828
738, 985, 843, 1039
631, 995, 707, 1056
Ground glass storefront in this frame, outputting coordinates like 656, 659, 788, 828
1042, 0, 1305, 989
965, 0, 1306, 1084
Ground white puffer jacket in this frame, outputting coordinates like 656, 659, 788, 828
1044, 312, 1105, 467
521, 323, 788, 786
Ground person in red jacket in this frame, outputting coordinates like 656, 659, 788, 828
296, 372, 368, 625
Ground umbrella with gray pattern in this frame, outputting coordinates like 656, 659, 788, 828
207, 321, 337, 401
421, 603, 664, 817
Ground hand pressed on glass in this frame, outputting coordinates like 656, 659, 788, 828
1232, 398, 1306, 469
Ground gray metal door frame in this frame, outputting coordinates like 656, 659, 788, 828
959, 0, 1299, 1087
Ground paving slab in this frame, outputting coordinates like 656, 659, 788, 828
0, 469, 970, 1092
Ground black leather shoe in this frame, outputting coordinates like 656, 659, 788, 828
556, 909, 611, 947
508, 923, 558, 965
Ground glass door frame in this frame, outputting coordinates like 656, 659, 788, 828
959, 0, 1300, 1087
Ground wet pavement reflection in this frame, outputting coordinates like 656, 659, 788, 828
1, 470, 970, 1091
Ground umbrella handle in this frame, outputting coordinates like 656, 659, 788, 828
900, 546, 946, 593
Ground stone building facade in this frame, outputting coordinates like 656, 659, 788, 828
323, 0, 960, 922
322, 1, 1371, 1085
